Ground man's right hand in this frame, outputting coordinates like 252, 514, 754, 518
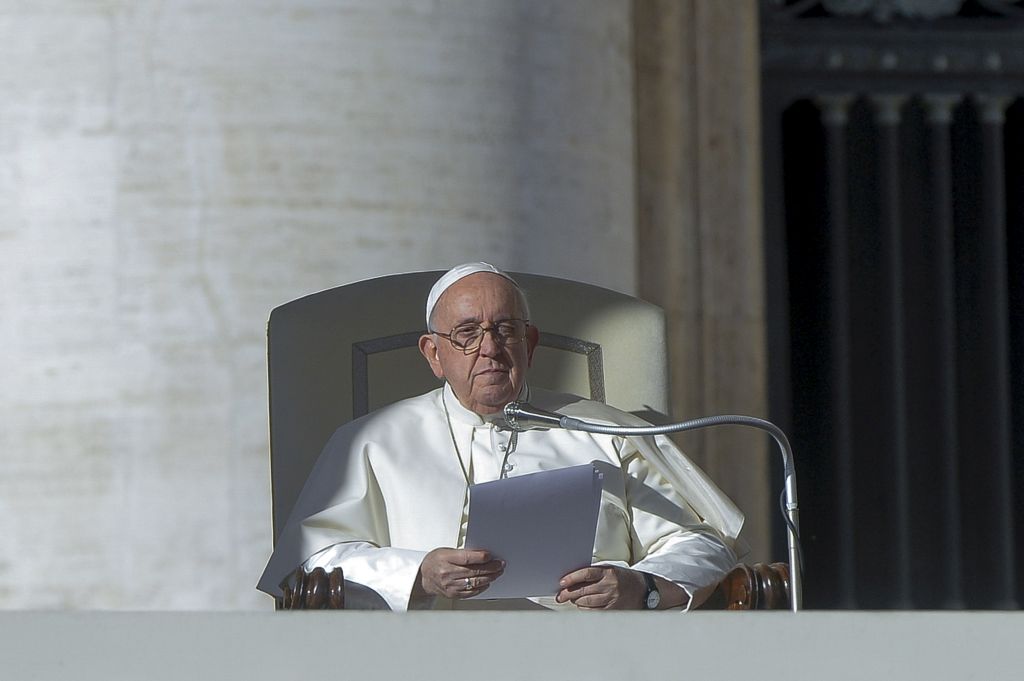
415, 548, 505, 599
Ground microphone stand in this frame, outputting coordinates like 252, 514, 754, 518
505, 403, 803, 612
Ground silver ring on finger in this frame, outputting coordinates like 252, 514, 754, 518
464, 577, 473, 590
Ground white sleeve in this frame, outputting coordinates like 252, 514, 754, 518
630, 530, 737, 610
302, 542, 428, 611
258, 426, 414, 603
619, 447, 738, 610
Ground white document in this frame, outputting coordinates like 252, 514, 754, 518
465, 463, 603, 599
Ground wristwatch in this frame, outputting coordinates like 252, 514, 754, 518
642, 572, 661, 610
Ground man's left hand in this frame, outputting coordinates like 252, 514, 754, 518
555, 566, 647, 609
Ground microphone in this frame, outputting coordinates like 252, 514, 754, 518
502, 401, 581, 431
501, 399, 803, 612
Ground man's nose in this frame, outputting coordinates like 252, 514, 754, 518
477, 327, 503, 356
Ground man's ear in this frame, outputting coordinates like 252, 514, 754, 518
525, 324, 540, 367
419, 334, 445, 379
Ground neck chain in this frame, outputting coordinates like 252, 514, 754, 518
441, 387, 519, 484
441, 388, 471, 486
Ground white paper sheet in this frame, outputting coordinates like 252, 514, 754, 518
464, 463, 603, 599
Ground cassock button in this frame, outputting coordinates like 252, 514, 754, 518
503, 462, 515, 474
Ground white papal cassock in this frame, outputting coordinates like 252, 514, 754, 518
258, 384, 745, 611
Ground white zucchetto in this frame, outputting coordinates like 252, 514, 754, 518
425, 262, 518, 328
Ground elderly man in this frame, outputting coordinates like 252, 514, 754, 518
259, 263, 743, 610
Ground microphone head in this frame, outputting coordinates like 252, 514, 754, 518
503, 401, 524, 431
502, 401, 565, 431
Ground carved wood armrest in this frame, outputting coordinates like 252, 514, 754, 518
273, 562, 791, 611
697, 562, 791, 610
276, 566, 346, 610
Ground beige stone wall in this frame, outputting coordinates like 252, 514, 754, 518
0, 1, 635, 609
634, 0, 770, 561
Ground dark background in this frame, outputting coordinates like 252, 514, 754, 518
761, 0, 1023, 609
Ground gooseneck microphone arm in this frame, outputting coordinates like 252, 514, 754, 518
503, 401, 803, 612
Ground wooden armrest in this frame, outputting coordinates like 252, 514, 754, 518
697, 562, 791, 610
276, 566, 346, 610
274, 561, 792, 611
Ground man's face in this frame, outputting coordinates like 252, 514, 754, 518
418, 273, 539, 416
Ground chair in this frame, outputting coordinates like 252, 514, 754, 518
268, 270, 788, 610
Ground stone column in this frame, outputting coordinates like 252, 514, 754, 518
634, 0, 770, 559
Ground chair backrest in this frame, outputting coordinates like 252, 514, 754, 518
268, 271, 668, 541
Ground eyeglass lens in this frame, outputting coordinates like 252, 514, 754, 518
449, 320, 526, 351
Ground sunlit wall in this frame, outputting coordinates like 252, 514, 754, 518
0, 0, 635, 609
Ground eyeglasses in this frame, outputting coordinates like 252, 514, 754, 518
431, 319, 530, 354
